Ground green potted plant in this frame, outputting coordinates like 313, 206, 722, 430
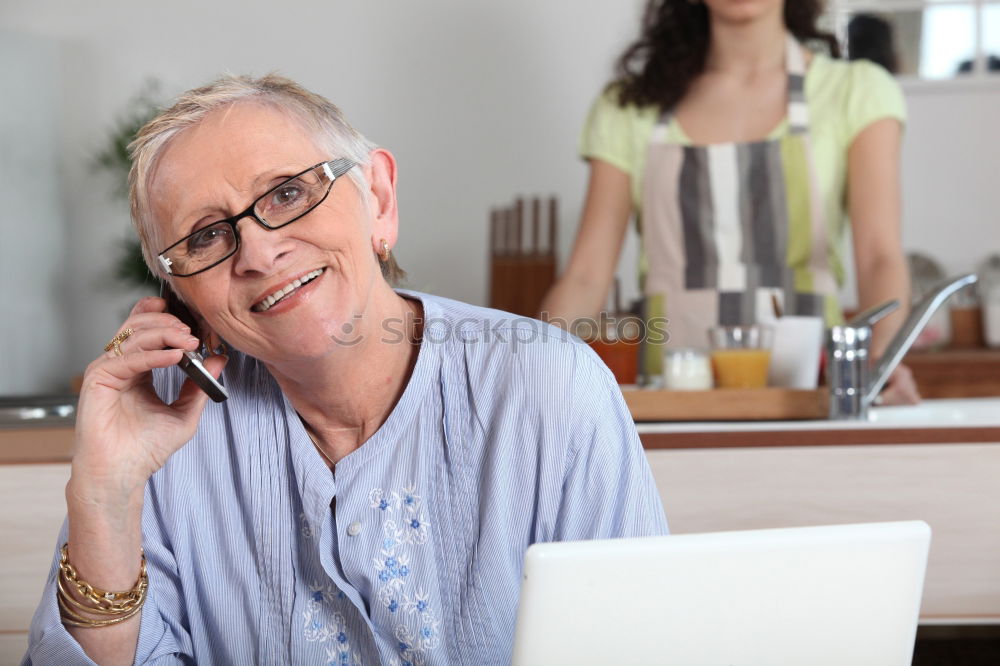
94, 80, 162, 291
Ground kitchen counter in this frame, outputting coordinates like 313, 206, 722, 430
0, 395, 77, 464
3, 398, 999, 624
637, 398, 1000, 623
3, 397, 1000, 464
906, 347, 1000, 398
0, 426, 74, 464
637, 397, 1000, 449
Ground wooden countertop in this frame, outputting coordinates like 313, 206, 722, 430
906, 347, 1000, 398
4, 417, 1000, 465
2, 345, 998, 463
638, 425, 1000, 449
0, 427, 74, 464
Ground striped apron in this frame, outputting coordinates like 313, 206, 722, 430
640, 35, 838, 380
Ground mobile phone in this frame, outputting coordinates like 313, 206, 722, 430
159, 282, 229, 402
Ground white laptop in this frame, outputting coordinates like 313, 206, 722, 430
511, 521, 930, 666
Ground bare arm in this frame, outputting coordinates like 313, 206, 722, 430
539, 159, 633, 327
847, 116, 919, 403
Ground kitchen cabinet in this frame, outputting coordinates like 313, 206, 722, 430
639, 409, 1000, 624
0, 462, 71, 663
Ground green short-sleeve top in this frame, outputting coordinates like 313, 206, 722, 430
579, 54, 906, 271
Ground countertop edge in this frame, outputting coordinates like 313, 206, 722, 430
640, 426, 1000, 449
5, 423, 1000, 465
0, 427, 74, 465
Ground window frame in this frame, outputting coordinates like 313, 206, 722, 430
825, 0, 1000, 90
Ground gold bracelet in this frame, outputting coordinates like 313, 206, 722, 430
57, 543, 148, 628
57, 591, 143, 628
59, 544, 147, 611
56, 575, 145, 616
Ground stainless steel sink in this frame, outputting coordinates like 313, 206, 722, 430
0, 395, 77, 427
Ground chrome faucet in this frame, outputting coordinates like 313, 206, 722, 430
825, 273, 978, 419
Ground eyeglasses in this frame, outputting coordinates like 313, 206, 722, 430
157, 158, 356, 277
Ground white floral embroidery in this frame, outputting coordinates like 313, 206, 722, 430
403, 589, 432, 616
399, 484, 422, 512
401, 510, 429, 545
302, 581, 362, 665
393, 624, 429, 666
378, 487, 430, 546
373, 547, 412, 586
323, 643, 364, 666
372, 483, 439, 666
369, 488, 398, 513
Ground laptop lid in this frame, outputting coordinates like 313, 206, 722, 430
511, 521, 930, 666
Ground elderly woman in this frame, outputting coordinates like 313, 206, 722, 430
24, 75, 667, 665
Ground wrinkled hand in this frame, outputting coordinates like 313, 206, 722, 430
877, 363, 921, 406
72, 297, 228, 499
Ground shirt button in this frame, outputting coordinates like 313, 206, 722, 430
346, 521, 362, 537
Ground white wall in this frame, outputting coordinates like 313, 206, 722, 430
0, 0, 997, 393
900, 82, 1000, 276
0, 31, 69, 394
838, 80, 1000, 310
0, 0, 644, 392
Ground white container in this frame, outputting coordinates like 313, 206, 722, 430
663, 348, 713, 390
768, 316, 824, 389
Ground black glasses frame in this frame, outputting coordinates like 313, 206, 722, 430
157, 157, 356, 277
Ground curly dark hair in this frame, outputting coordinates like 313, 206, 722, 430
613, 0, 840, 110
847, 14, 898, 73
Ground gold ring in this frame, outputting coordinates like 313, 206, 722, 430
104, 328, 134, 355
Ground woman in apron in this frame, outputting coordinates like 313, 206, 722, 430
541, 0, 919, 404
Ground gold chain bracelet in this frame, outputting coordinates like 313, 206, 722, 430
57, 543, 148, 628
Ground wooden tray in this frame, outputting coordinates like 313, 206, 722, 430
623, 387, 829, 422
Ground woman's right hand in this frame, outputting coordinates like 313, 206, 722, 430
70, 296, 227, 502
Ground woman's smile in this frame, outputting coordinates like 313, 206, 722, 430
250, 266, 327, 314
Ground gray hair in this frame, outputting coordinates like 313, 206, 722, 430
127, 73, 405, 284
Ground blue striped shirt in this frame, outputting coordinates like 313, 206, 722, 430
25, 291, 668, 665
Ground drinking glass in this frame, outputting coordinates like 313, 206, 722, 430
707, 325, 774, 389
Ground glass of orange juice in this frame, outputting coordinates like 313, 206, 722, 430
707, 325, 774, 389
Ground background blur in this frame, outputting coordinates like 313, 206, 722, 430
2, 0, 998, 395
